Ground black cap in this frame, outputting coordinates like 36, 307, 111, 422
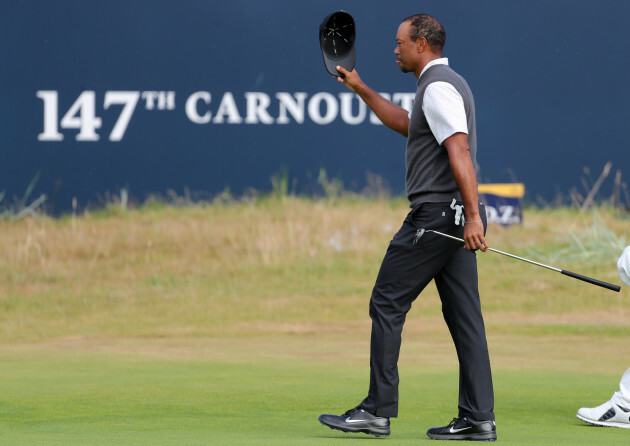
319, 11, 356, 77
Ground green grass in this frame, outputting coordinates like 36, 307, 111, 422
1, 339, 629, 445
0, 198, 629, 444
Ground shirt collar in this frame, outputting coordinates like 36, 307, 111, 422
419, 57, 449, 79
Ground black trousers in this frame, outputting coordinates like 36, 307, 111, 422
360, 202, 494, 421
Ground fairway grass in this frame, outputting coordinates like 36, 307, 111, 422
0, 332, 629, 445
0, 199, 629, 444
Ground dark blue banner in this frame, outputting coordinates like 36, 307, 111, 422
2, 1, 629, 213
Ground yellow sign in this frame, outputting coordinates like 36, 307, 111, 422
478, 183, 525, 198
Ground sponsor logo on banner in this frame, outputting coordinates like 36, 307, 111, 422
36, 90, 416, 142
479, 183, 525, 226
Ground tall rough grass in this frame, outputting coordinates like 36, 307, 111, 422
0, 195, 627, 343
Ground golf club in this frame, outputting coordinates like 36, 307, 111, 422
416, 228, 621, 292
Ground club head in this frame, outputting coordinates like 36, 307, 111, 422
412, 228, 426, 245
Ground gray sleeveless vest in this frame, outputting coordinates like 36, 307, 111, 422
406, 63, 478, 208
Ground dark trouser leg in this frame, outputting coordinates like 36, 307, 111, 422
434, 248, 495, 421
361, 206, 458, 418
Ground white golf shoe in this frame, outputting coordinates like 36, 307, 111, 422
577, 395, 630, 428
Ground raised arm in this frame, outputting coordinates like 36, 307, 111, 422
335, 66, 410, 137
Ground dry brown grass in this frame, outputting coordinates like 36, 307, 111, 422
0, 198, 628, 358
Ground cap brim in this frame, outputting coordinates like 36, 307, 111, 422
322, 45, 355, 76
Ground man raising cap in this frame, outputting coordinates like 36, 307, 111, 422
318, 13, 496, 441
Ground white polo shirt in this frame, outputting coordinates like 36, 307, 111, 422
418, 58, 468, 145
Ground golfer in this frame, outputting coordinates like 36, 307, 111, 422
318, 14, 496, 441
576, 248, 630, 428
577, 367, 630, 429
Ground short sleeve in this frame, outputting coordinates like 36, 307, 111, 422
422, 81, 468, 145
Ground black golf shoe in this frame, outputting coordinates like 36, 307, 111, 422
318, 405, 390, 437
426, 416, 496, 441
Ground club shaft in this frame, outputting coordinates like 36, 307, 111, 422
489, 247, 561, 271
426, 229, 620, 292
427, 230, 560, 271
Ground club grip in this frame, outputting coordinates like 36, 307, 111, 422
561, 270, 621, 292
